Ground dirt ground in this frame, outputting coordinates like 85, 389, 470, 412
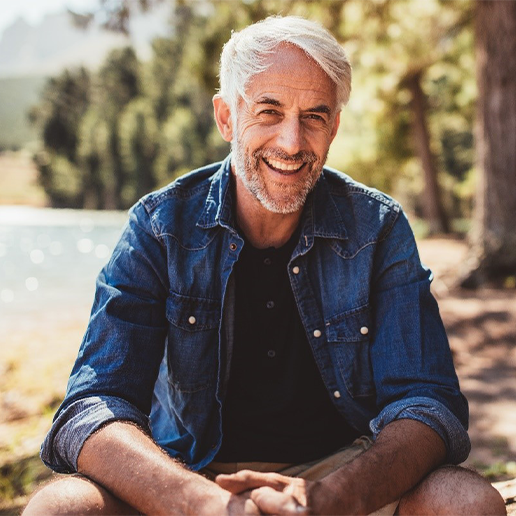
0, 235, 515, 513
417, 238, 516, 472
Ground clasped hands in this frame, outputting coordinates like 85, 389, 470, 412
216, 469, 330, 515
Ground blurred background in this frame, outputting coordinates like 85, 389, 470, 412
0, 0, 515, 513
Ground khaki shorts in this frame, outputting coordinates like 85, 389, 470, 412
202, 436, 399, 516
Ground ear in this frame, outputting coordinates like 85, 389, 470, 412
213, 95, 233, 142
330, 111, 341, 143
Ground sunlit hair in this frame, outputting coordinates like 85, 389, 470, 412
218, 15, 352, 119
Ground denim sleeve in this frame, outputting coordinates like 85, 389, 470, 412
369, 211, 470, 464
40, 396, 150, 473
41, 201, 169, 472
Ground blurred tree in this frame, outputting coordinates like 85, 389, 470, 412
96, 46, 142, 209
32, 0, 478, 224
29, 67, 91, 207
119, 98, 159, 203
144, 6, 196, 124
77, 107, 111, 209
461, 1, 516, 287
332, 0, 476, 233
183, 0, 474, 233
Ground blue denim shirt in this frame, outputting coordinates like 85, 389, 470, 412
41, 156, 470, 473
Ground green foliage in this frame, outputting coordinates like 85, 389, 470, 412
119, 98, 159, 203
77, 108, 111, 209
30, 5, 233, 209
477, 461, 516, 481
30, 0, 477, 218
97, 47, 141, 115
29, 68, 91, 207
33, 150, 83, 208
0, 454, 51, 507
30, 68, 91, 162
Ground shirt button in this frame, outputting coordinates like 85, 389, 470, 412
292, 266, 300, 274
188, 316, 196, 325
313, 329, 322, 338
264, 257, 272, 266
360, 326, 369, 335
266, 300, 275, 309
333, 390, 341, 399
229, 243, 237, 251
267, 350, 276, 358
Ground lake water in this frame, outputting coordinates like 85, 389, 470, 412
0, 206, 128, 329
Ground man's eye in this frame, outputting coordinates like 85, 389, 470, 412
305, 114, 324, 121
259, 110, 280, 116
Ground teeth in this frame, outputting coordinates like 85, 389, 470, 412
266, 158, 302, 171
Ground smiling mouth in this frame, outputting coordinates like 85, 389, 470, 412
263, 157, 305, 174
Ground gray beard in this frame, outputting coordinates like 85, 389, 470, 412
231, 139, 324, 214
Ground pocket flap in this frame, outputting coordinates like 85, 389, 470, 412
166, 291, 221, 332
325, 304, 371, 342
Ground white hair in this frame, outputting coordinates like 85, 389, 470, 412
218, 15, 352, 118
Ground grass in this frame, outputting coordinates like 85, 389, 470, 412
0, 151, 47, 206
0, 318, 84, 513
0, 454, 52, 513
475, 461, 516, 481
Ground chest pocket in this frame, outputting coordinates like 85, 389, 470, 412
325, 304, 375, 399
166, 291, 221, 392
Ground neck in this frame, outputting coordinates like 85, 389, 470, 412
233, 174, 303, 249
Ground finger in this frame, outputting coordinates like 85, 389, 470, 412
216, 470, 287, 494
226, 493, 262, 516
251, 487, 309, 516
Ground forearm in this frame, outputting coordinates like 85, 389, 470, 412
77, 421, 231, 516
316, 419, 446, 515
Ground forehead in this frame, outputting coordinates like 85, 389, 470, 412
244, 44, 337, 108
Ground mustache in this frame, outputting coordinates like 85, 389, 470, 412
253, 148, 318, 164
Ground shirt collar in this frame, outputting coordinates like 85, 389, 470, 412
196, 155, 236, 232
196, 155, 348, 242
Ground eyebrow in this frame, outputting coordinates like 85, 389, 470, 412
256, 97, 282, 107
308, 104, 332, 115
255, 97, 332, 115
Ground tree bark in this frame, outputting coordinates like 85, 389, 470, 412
462, 1, 516, 287
406, 71, 450, 235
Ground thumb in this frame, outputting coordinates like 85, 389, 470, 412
251, 487, 309, 516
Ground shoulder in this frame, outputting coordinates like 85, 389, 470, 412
319, 167, 402, 241
321, 167, 400, 211
140, 161, 224, 212
131, 161, 223, 233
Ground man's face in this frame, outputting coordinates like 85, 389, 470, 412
231, 45, 340, 214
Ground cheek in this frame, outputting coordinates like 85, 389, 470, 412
308, 134, 334, 157
238, 120, 276, 145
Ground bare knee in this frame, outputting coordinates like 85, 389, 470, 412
22, 475, 139, 516
399, 465, 506, 516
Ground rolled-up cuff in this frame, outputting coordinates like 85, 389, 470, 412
369, 396, 471, 464
41, 395, 150, 473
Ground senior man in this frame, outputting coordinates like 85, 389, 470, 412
24, 15, 504, 516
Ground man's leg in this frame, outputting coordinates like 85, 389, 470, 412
22, 475, 140, 516
398, 465, 506, 515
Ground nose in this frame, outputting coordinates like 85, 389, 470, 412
276, 116, 304, 156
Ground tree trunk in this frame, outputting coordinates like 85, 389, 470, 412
462, 1, 516, 287
407, 71, 450, 235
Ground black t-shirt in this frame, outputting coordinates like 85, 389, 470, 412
215, 230, 359, 463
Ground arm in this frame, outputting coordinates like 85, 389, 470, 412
42, 202, 254, 513
368, 210, 470, 464
78, 421, 259, 516
42, 202, 170, 473
217, 418, 445, 515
